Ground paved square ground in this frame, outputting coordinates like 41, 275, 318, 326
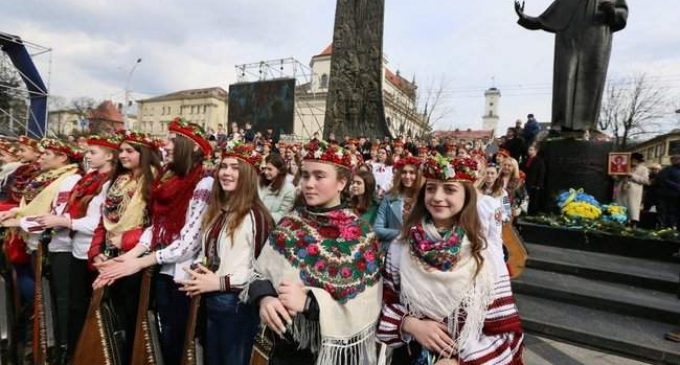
524, 335, 652, 365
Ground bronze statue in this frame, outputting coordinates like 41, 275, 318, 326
324, 0, 390, 139
515, 0, 628, 132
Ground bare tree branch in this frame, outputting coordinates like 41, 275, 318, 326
417, 74, 453, 131
599, 73, 669, 149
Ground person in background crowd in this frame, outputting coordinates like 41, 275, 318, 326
479, 163, 512, 222
0, 142, 22, 201
259, 153, 296, 223
378, 155, 524, 364
350, 169, 379, 225
495, 157, 528, 219
614, 153, 649, 227
520, 143, 546, 215
216, 123, 227, 144
522, 114, 541, 147
417, 145, 430, 159
495, 148, 510, 166
284, 144, 301, 184
244, 122, 256, 143
500, 128, 526, 163
655, 153, 680, 230
33, 135, 118, 359
643, 163, 662, 210
181, 143, 273, 365
374, 156, 423, 251
245, 140, 382, 365
372, 146, 394, 197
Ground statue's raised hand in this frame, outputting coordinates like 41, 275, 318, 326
514, 0, 526, 18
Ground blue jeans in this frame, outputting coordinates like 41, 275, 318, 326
205, 292, 259, 365
155, 274, 190, 365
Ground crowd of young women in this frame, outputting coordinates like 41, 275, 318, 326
0, 122, 526, 365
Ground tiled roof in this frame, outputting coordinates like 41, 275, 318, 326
434, 129, 494, 139
88, 100, 123, 123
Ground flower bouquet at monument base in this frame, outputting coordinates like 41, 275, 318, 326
522, 188, 680, 243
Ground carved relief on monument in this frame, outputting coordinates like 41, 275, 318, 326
324, 0, 390, 139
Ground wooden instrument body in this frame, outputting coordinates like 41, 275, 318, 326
501, 223, 528, 279
33, 233, 55, 365
73, 288, 124, 365
180, 296, 200, 365
131, 268, 163, 365
249, 328, 273, 365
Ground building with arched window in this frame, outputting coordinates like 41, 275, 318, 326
295, 44, 429, 139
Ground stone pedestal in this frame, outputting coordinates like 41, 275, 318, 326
539, 139, 614, 213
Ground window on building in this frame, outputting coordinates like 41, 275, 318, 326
320, 74, 329, 89
669, 141, 680, 155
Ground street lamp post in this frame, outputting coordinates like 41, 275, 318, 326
124, 58, 142, 130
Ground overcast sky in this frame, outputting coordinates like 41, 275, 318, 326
2, 0, 679, 132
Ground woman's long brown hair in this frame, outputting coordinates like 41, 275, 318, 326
349, 169, 376, 214
401, 181, 486, 276
202, 158, 273, 243
110, 142, 161, 207
387, 164, 423, 199
259, 153, 287, 195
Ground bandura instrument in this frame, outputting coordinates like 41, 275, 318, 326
72, 288, 124, 365
180, 295, 201, 365
130, 268, 163, 365
502, 223, 528, 279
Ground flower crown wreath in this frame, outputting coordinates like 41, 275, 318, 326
222, 140, 263, 171
87, 134, 122, 151
300, 140, 354, 169
168, 117, 213, 156
118, 130, 164, 150
40, 138, 83, 161
18, 136, 41, 151
393, 155, 422, 171
422, 154, 479, 182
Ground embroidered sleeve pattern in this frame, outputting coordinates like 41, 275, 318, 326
156, 182, 212, 265
377, 243, 411, 346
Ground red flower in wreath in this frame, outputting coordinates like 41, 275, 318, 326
328, 265, 339, 278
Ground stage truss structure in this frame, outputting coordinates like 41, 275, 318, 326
234, 57, 325, 141
0, 32, 52, 137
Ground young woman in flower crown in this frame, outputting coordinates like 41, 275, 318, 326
179, 142, 273, 365
88, 131, 162, 363
374, 155, 423, 251
30, 135, 119, 357
245, 140, 383, 365
377, 155, 524, 365
0, 136, 42, 210
94, 119, 214, 365
259, 153, 296, 223
0, 138, 83, 362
